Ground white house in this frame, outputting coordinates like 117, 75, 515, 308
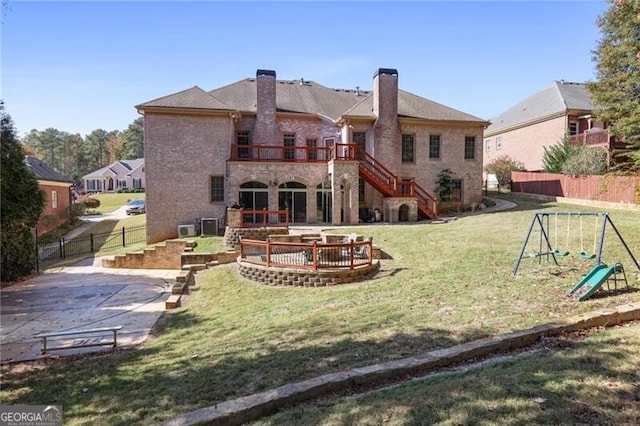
82, 158, 145, 193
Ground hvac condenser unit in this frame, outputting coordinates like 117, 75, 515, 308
178, 224, 196, 237
201, 218, 219, 236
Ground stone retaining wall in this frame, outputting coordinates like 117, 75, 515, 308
223, 227, 289, 249
237, 260, 380, 287
102, 240, 192, 269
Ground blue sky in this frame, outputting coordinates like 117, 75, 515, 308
2, 0, 609, 137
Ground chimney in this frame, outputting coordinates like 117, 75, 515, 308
373, 68, 399, 122
372, 68, 401, 172
254, 69, 278, 145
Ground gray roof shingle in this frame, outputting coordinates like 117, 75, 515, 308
208, 78, 370, 121
82, 159, 144, 179
136, 86, 234, 111
486, 81, 594, 135
25, 156, 73, 184
138, 74, 487, 125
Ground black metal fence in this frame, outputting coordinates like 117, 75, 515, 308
36, 225, 146, 271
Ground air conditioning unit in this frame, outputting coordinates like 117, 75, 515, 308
201, 218, 219, 236
178, 224, 196, 237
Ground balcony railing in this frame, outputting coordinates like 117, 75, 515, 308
569, 129, 612, 147
229, 142, 438, 218
240, 209, 290, 228
230, 144, 332, 162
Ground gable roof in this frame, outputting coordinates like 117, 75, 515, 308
208, 78, 371, 122
486, 81, 594, 135
343, 90, 487, 123
120, 158, 144, 171
24, 156, 73, 184
135, 86, 234, 111
137, 73, 487, 125
82, 159, 144, 180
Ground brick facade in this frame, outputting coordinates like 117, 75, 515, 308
144, 113, 232, 243
139, 68, 487, 243
484, 115, 566, 172
37, 181, 72, 235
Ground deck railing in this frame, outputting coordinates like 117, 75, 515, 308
229, 142, 438, 218
569, 129, 612, 147
240, 209, 290, 228
230, 144, 332, 162
239, 237, 373, 270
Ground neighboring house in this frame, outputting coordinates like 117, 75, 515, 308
24, 156, 74, 235
136, 68, 489, 243
82, 159, 145, 193
483, 80, 625, 171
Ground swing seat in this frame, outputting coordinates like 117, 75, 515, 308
552, 249, 569, 257
579, 251, 596, 260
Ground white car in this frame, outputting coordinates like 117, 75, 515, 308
126, 199, 146, 215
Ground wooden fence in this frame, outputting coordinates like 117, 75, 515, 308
511, 172, 640, 204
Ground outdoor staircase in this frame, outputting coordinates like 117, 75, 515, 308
355, 146, 438, 219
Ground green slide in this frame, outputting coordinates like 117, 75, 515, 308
567, 263, 615, 301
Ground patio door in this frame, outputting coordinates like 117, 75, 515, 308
353, 132, 366, 160
239, 181, 268, 223
278, 182, 307, 223
316, 183, 332, 223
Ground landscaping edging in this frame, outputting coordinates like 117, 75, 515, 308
159, 303, 640, 426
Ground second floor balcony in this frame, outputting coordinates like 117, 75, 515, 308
230, 144, 332, 162
569, 128, 627, 150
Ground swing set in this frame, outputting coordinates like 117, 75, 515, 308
513, 211, 640, 276
550, 212, 599, 259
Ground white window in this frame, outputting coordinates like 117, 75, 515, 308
569, 122, 578, 135
51, 190, 58, 209
485, 139, 492, 151
496, 137, 503, 150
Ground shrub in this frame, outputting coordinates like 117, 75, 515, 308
542, 135, 577, 173
434, 169, 456, 202
78, 196, 101, 209
484, 155, 519, 188
70, 202, 86, 218
562, 146, 608, 176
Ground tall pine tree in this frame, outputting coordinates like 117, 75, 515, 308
1, 101, 45, 282
588, 0, 640, 170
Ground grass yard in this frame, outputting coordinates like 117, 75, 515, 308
257, 321, 640, 425
90, 192, 145, 214
2, 194, 639, 425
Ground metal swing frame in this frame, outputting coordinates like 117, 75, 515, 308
513, 212, 640, 275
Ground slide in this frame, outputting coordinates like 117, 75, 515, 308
567, 263, 615, 302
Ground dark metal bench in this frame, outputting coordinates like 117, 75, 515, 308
35, 326, 123, 354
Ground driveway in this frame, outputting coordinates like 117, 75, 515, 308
0, 257, 177, 363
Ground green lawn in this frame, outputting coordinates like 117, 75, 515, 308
3, 194, 639, 425
257, 321, 640, 425
91, 192, 145, 214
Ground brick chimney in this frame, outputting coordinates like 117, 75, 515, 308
373, 68, 399, 120
253, 69, 278, 146
373, 68, 401, 170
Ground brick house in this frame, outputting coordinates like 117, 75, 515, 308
24, 156, 74, 235
136, 68, 488, 243
483, 80, 625, 172
82, 159, 145, 193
